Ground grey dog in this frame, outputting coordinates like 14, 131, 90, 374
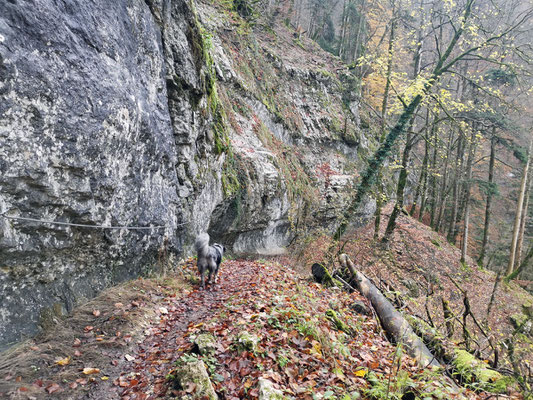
194, 233, 225, 289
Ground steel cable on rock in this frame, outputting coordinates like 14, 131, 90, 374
0, 213, 187, 231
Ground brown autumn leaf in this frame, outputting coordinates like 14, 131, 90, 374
92, 309, 101, 317
46, 383, 61, 394
243, 378, 254, 389
73, 338, 81, 347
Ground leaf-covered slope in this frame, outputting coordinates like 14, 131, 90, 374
294, 206, 533, 377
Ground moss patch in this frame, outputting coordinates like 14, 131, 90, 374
173, 358, 218, 399
453, 349, 512, 393
236, 331, 259, 352
326, 309, 351, 334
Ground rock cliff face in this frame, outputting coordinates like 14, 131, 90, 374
0, 0, 372, 349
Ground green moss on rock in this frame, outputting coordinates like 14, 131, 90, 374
194, 333, 217, 356
236, 331, 259, 352
453, 349, 512, 393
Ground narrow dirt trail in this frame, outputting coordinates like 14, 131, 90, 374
100, 260, 264, 399
0, 260, 260, 400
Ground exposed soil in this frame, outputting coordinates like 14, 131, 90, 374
0, 274, 191, 399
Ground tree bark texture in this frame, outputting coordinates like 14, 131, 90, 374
507, 140, 532, 275
339, 254, 441, 368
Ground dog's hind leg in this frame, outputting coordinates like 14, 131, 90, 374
207, 270, 213, 287
208, 260, 217, 287
198, 263, 206, 289
213, 265, 220, 283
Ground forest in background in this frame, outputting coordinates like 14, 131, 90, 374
251, 0, 533, 280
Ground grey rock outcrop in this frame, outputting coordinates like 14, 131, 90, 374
0, 0, 215, 350
0, 0, 373, 349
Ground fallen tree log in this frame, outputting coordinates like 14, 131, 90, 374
339, 254, 440, 369
339, 254, 513, 394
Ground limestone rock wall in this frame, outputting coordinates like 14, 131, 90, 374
0, 0, 373, 349
0, 0, 216, 349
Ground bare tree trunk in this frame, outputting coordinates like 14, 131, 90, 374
448, 71, 468, 244
448, 132, 464, 243
383, 131, 415, 242
452, 145, 469, 245
294, 0, 302, 29
338, 0, 348, 60
435, 131, 454, 233
352, 0, 367, 62
418, 126, 431, 222
506, 243, 533, 282
478, 132, 497, 266
410, 142, 428, 217
429, 124, 439, 226
380, 19, 396, 142
373, 182, 383, 240
515, 171, 531, 269
507, 140, 532, 275
460, 129, 477, 264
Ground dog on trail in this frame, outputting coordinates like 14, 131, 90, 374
194, 233, 225, 289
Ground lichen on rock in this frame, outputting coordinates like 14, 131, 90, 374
193, 333, 217, 356
174, 359, 218, 400
258, 377, 286, 400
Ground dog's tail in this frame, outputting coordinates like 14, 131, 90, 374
194, 233, 210, 258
